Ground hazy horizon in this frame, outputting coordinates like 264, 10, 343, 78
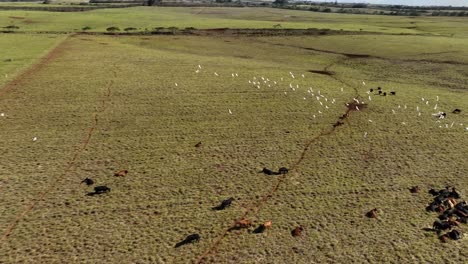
325, 1, 468, 7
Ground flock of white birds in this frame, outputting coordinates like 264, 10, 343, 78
176, 64, 467, 135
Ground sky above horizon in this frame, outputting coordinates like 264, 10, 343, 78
334, 0, 468, 6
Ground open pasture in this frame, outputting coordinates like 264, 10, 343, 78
0, 7, 467, 264
0, 6, 467, 36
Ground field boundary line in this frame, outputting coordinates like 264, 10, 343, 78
0, 34, 73, 98
0, 63, 115, 245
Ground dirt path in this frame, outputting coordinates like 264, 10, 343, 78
0, 35, 71, 98
0, 43, 117, 244
195, 66, 364, 263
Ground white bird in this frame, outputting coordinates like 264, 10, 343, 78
316, 96, 320, 101
418, 112, 421, 116
318, 110, 322, 114
426, 101, 429, 105
175, 83, 178, 87
195, 69, 199, 73
404, 105, 407, 109
402, 122, 406, 125
356, 106, 360, 111
280, 77, 283, 81
436, 96, 439, 101
416, 106, 420, 111
291, 75, 295, 79
332, 99, 336, 103
446, 124, 449, 128
302, 74, 305, 78
257, 85, 260, 89
340, 87, 343, 92
232, 73, 235, 77
274, 81, 277, 85
303, 97, 306, 100
268, 84, 271, 88
292, 88, 295, 91
325, 105, 329, 109
313, 115, 316, 118
235, 73, 238, 77
214, 72, 218, 76
398, 105, 401, 109
434, 104, 438, 110
228, 109, 232, 114
284, 92, 287, 95
253, 76, 257, 80
296, 84, 299, 88
368, 119, 373, 123
450, 122, 454, 128
392, 109, 396, 114
319, 101, 323, 106
0, 113, 4, 117
325, 98, 328, 102
289, 83, 293, 88
198, 64, 202, 69
362, 81, 366, 85
32, 137, 37, 141
364, 132, 368, 138
421, 97, 425, 101
248, 80, 251, 84
368, 96, 372, 101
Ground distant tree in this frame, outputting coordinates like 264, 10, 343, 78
322, 8, 332, 13
4, 25, 19, 29
82, 26, 92, 31
273, 0, 288, 6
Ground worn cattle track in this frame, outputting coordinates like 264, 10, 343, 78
0, 53, 117, 245
196, 62, 364, 263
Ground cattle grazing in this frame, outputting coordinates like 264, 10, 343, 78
369, 88, 374, 92
174, 234, 201, 248
429, 188, 440, 196
448, 229, 462, 240
410, 186, 421, 193
433, 219, 459, 232
253, 220, 272, 234
452, 109, 462, 114
81, 178, 94, 186
390, 91, 396, 95
195, 141, 202, 148
262, 168, 278, 175
377, 87, 381, 90
291, 226, 304, 237
378, 91, 382, 95
366, 208, 378, 218
212, 197, 234, 211
382, 92, 387, 96
94, 186, 111, 194
229, 218, 252, 231
278, 167, 289, 175
449, 187, 461, 199
114, 170, 128, 177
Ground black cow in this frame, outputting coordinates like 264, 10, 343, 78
81, 178, 94, 186
278, 167, 289, 175
377, 91, 382, 95
377, 87, 382, 90
262, 168, 278, 175
369, 88, 374, 92
452, 109, 462, 114
382, 92, 387, 96
174, 234, 200, 248
448, 229, 462, 240
390, 91, 396, 95
94, 186, 111, 194
212, 197, 234, 211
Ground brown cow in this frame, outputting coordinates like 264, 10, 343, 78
114, 170, 128, 177
366, 208, 378, 218
291, 226, 304, 237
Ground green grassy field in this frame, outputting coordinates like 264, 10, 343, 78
0, 6, 467, 264
0, 6, 467, 36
